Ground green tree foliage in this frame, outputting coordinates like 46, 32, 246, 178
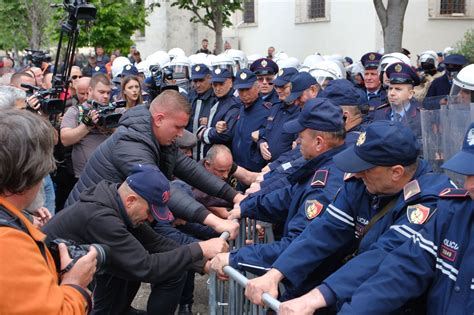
172, 0, 242, 54
454, 29, 474, 63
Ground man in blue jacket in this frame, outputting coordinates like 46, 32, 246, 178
210, 99, 345, 297
245, 120, 454, 307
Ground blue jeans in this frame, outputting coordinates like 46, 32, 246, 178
43, 175, 56, 215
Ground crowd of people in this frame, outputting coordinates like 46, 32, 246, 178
0, 40, 473, 315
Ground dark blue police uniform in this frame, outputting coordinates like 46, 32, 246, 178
195, 68, 240, 159
270, 121, 454, 301
229, 98, 345, 276
232, 69, 271, 172
250, 58, 280, 106
426, 54, 469, 99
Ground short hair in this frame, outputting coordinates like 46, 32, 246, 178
202, 39, 208, 42
149, 89, 191, 116
90, 73, 111, 89
205, 144, 232, 163
10, 72, 34, 88
308, 128, 346, 147
341, 105, 362, 117
0, 109, 56, 195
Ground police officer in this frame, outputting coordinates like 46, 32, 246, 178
333, 123, 474, 315
360, 52, 386, 118
257, 67, 300, 162
210, 98, 346, 285
250, 58, 280, 105
374, 62, 422, 141
195, 68, 240, 160
426, 53, 469, 101
321, 79, 366, 146
246, 120, 454, 308
187, 64, 216, 160
232, 69, 271, 174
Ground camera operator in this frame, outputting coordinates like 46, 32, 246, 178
10, 71, 42, 112
43, 164, 228, 314
61, 74, 113, 178
0, 109, 97, 314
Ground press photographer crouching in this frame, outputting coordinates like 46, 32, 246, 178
0, 109, 97, 314
43, 164, 228, 314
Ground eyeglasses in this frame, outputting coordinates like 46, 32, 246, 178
257, 76, 274, 84
71, 75, 82, 80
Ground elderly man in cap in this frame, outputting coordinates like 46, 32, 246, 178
247, 121, 454, 312
285, 71, 319, 108
335, 123, 474, 315
256, 67, 300, 162
374, 62, 422, 141
187, 64, 216, 160
44, 164, 228, 314
360, 52, 386, 117
194, 68, 240, 160
232, 69, 271, 174
250, 57, 280, 105
211, 99, 345, 294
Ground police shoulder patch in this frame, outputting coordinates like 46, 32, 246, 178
439, 188, 469, 198
406, 204, 431, 224
311, 169, 328, 187
263, 102, 272, 109
403, 179, 421, 201
344, 172, 355, 181
305, 200, 324, 220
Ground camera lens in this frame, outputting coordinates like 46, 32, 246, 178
90, 244, 110, 274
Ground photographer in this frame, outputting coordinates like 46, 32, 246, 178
0, 109, 97, 314
44, 164, 228, 314
61, 73, 112, 178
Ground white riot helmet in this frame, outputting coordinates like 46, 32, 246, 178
277, 57, 300, 70
211, 54, 236, 74
419, 50, 439, 74
273, 51, 288, 65
378, 52, 411, 73
225, 49, 248, 71
168, 47, 185, 61
301, 54, 324, 72
169, 55, 191, 82
247, 54, 264, 68
443, 46, 454, 57
188, 53, 207, 66
146, 51, 171, 68
450, 64, 474, 104
309, 60, 343, 88
111, 56, 132, 78
136, 60, 150, 77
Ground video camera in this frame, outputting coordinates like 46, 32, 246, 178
21, 83, 65, 115
84, 99, 126, 129
148, 65, 179, 99
48, 238, 109, 275
25, 49, 52, 68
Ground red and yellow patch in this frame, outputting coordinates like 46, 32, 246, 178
406, 204, 431, 224
305, 200, 323, 220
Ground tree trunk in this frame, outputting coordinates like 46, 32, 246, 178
373, 0, 409, 53
213, 0, 224, 54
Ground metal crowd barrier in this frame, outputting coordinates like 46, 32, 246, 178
209, 218, 280, 314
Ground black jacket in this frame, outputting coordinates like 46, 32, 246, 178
65, 105, 237, 223
44, 181, 204, 282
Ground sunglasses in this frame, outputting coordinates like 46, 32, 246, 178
71, 75, 82, 80
257, 76, 274, 84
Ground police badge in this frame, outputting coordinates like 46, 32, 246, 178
261, 60, 268, 67
305, 200, 323, 220
467, 128, 474, 146
356, 132, 366, 146
195, 65, 201, 72
394, 63, 402, 73
406, 204, 431, 224
240, 72, 247, 80
215, 68, 221, 74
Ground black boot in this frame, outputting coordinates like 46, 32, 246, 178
177, 304, 193, 315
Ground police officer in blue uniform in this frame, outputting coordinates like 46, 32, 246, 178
246, 120, 455, 309
374, 62, 422, 143
210, 98, 346, 281
426, 54, 469, 100
334, 122, 474, 315
257, 67, 300, 162
187, 64, 217, 160
232, 69, 271, 173
360, 52, 387, 118
194, 68, 240, 160
250, 58, 280, 106
321, 79, 366, 146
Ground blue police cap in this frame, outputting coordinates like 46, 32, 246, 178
92, 65, 107, 75
386, 62, 420, 86
210, 68, 233, 83
191, 64, 210, 80
285, 72, 318, 103
320, 79, 361, 106
234, 69, 257, 89
272, 67, 298, 87
125, 164, 172, 221
360, 52, 382, 69
333, 120, 420, 172
250, 58, 279, 75
443, 54, 468, 66
121, 64, 139, 77
283, 98, 343, 133
441, 123, 474, 175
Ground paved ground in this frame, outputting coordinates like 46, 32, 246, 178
132, 274, 210, 314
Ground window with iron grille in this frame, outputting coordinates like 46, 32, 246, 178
243, 0, 255, 23
308, 0, 326, 19
440, 0, 466, 14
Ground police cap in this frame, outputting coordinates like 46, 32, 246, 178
191, 64, 210, 80
272, 67, 298, 87
210, 68, 233, 83
234, 69, 257, 89
285, 72, 317, 103
250, 58, 279, 75
386, 62, 420, 86
361, 52, 382, 70
321, 79, 361, 106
